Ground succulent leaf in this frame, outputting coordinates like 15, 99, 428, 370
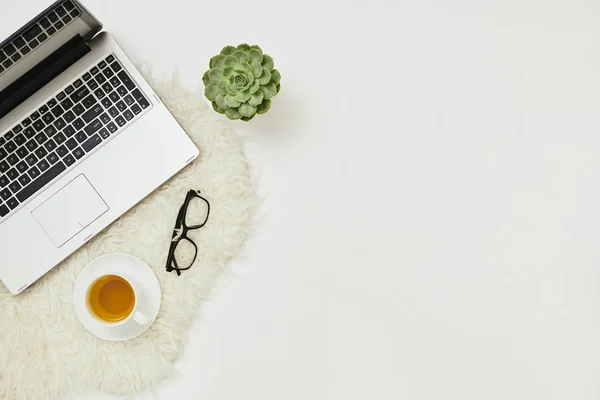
224, 94, 241, 108
202, 71, 210, 86
251, 61, 262, 78
210, 54, 226, 68
261, 54, 274, 70
215, 93, 229, 110
225, 108, 242, 119
232, 50, 249, 63
239, 103, 257, 117
208, 68, 224, 83
257, 68, 271, 85
261, 82, 277, 99
270, 69, 281, 85
221, 46, 236, 55
248, 48, 263, 64
236, 90, 252, 103
204, 83, 219, 101
237, 43, 252, 52
249, 80, 260, 94
256, 99, 271, 114
248, 91, 264, 106
212, 101, 224, 114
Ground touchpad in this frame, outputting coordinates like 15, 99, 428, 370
32, 175, 109, 247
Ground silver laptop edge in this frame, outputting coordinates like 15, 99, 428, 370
0, 1, 199, 294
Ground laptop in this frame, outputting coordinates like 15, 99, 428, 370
0, 0, 199, 295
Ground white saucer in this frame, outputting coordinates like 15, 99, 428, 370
73, 253, 161, 341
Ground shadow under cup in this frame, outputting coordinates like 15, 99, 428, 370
87, 274, 136, 323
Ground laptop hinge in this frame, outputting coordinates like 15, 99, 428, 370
0, 34, 90, 119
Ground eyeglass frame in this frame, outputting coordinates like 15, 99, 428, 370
165, 189, 210, 276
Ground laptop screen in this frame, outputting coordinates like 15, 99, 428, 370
0, 0, 101, 94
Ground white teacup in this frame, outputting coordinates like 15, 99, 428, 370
74, 253, 161, 341
85, 271, 150, 327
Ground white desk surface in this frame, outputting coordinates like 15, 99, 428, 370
6, 0, 600, 398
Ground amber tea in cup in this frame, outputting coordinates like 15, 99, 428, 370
87, 274, 135, 322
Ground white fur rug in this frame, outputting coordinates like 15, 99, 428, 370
0, 73, 255, 399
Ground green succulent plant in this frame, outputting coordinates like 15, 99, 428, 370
203, 44, 281, 121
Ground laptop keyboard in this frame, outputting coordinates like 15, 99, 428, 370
0, 54, 151, 220
0, 0, 80, 76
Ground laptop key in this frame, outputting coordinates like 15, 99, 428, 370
101, 98, 112, 108
33, 119, 45, 132
21, 45, 31, 55
94, 88, 105, 99
111, 62, 122, 73
109, 76, 120, 87
40, 17, 51, 28
16, 161, 28, 173
13, 37, 25, 48
46, 27, 56, 36
98, 60, 107, 70
109, 92, 120, 103
23, 25, 42, 41
116, 71, 135, 91
73, 147, 85, 159
131, 104, 142, 115
63, 126, 75, 137
132, 89, 150, 108
82, 94, 97, 109
6, 169, 17, 181
18, 174, 31, 186
54, 132, 66, 144
16, 147, 28, 158
30, 111, 40, 120
84, 119, 103, 136
123, 110, 134, 121
47, 98, 57, 108
37, 159, 50, 172
55, 21, 64, 30
116, 86, 128, 97
35, 133, 48, 145
73, 79, 83, 88
29, 39, 39, 49
82, 134, 101, 152
99, 128, 110, 139
5, 141, 16, 153
56, 6, 66, 17
44, 125, 57, 137
37, 33, 48, 43
99, 113, 110, 124
16, 162, 66, 203
0, 176, 8, 187
102, 82, 112, 93
75, 131, 87, 143
82, 104, 103, 123
42, 112, 55, 124
9, 181, 21, 193
64, 85, 74, 95
25, 140, 37, 152
107, 123, 117, 133
63, 110, 75, 123
54, 117, 66, 130
56, 145, 68, 157
116, 101, 126, 112
0, 205, 8, 217
70, 85, 89, 103
47, 152, 59, 164
82, 72, 91, 81
6, 198, 19, 210
65, 138, 77, 150
88, 80, 98, 90
0, 188, 10, 200
44, 140, 57, 152
25, 154, 38, 166
14, 134, 25, 146
108, 107, 118, 118
63, 154, 75, 166
3, 44, 16, 56
7, 154, 18, 166
47, 11, 59, 23
11, 53, 21, 63
104, 68, 114, 79
0, 51, 6, 63
39, 105, 49, 114
29, 166, 40, 179
61, 98, 74, 111
35, 147, 47, 159
96, 73, 106, 84
124, 95, 134, 106
73, 104, 85, 116
0, 161, 8, 173
23, 127, 35, 139
64, 0, 75, 10
51, 104, 64, 117
73, 118, 85, 130
22, 118, 32, 127
115, 116, 126, 127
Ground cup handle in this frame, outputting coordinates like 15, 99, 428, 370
132, 311, 150, 326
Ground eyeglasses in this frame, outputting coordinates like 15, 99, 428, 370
165, 189, 211, 276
